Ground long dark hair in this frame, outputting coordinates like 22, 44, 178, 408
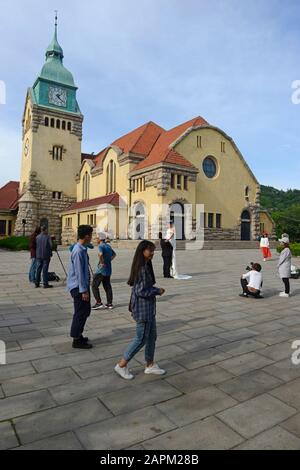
128, 240, 156, 286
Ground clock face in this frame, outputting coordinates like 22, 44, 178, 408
24, 138, 29, 157
48, 86, 67, 107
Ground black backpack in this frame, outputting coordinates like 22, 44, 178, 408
48, 272, 60, 282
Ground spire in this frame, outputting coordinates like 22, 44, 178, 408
46, 11, 64, 61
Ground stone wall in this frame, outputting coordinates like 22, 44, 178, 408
15, 172, 76, 243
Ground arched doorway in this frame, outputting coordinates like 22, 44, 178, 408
40, 218, 49, 230
241, 210, 251, 240
132, 203, 145, 240
170, 202, 185, 240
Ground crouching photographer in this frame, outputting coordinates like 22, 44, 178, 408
240, 262, 263, 298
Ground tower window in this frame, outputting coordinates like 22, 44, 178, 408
52, 191, 62, 200
67, 122, 72, 131
197, 136, 202, 148
56, 120, 60, 129
62, 120, 66, 130
184, 176, 188, 190
245, 186, 249, 199
216, 213, 222, 228
221, 142, 225, 153
52, 146, 63, 161
50, 118, 55, 128
45, 117, 49, 127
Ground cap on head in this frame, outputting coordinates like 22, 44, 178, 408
279, 236, 289, 244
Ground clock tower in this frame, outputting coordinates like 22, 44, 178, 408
15, 15, 83, 241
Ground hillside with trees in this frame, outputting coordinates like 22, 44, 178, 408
260, 185, 300, 241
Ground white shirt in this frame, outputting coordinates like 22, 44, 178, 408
260, 237, 269, 248
242, 270, 263, 290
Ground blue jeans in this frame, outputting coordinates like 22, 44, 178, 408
29, 258, 37, 283
123, 318, 157, 363
35, 258, 50, 286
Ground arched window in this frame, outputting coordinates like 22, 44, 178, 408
245, 186, 249, 199
82, 171, 90, 201
45, 117, 49, 127
56, 120, 60, 129
62, 120, 66, 130
67, 122, 72, 131
50, 118, 55, 128
106, 160, 116, 194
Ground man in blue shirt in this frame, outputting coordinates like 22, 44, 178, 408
67, 225, 93, 349
92, 232, 116, 310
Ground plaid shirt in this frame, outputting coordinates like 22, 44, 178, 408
130, 264, 161, 322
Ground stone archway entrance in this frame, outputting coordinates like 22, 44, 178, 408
241, 210, 251, 240
170, 202, 185, 240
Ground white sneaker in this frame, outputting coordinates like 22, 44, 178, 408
279, 292, 290, 297
144, 363, 166, 375
114, 364, 134, 380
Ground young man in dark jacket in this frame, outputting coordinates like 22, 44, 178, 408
159, 232, 173, 278
35, 226, 53, 288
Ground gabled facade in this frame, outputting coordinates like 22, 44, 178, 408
61, 116, 265, 243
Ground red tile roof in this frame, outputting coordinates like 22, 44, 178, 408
112, 121, 164, 156
62, 193, 120, 213
132, 116, 208, 172
0, 181, 19, 211
82, 116, 208, 172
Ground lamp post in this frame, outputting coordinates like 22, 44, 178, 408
22, 219, 26, 237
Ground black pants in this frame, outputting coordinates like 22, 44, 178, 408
92, 273, 113, 304
162, 255, 172, 277
240, 278, 261, 298
282, 278, 290, 294
70, 288, 91, 338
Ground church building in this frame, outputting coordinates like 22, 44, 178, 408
0, 19, 274, 243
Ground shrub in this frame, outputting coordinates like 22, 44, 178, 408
277, 243, 300, 257
0, 236, 30, 251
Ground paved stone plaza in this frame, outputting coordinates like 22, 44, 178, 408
1, 247, 300, 450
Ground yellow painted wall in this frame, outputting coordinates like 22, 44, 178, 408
0, 214, 17, 237
174, 128, 258, 227
259, 212, 274, 236
20, 97, 81, 197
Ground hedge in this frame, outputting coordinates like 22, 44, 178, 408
0, 236, 30, 251
277, 243, 300, 257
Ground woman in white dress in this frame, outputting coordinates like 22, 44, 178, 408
165, 223, 191, 280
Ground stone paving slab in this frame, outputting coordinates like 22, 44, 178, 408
217, 394, 297, 438
141, 416, 244, 450
75, 406, 176, 450
14, 398, 112, 445
0, 248, 300, 449
0, 421, 19, 450
234, 426, 300, 450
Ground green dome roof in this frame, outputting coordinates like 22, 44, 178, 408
39, 57, 75, 87
38, 18, 76, 88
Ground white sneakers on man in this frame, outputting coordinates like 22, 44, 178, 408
144, 363, 166, 375
114, 364, 134, 380
279, 292, 290, 298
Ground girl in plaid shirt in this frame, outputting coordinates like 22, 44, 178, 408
115, 240, 166, 380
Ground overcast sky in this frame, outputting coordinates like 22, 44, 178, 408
0, 0, 300, 189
